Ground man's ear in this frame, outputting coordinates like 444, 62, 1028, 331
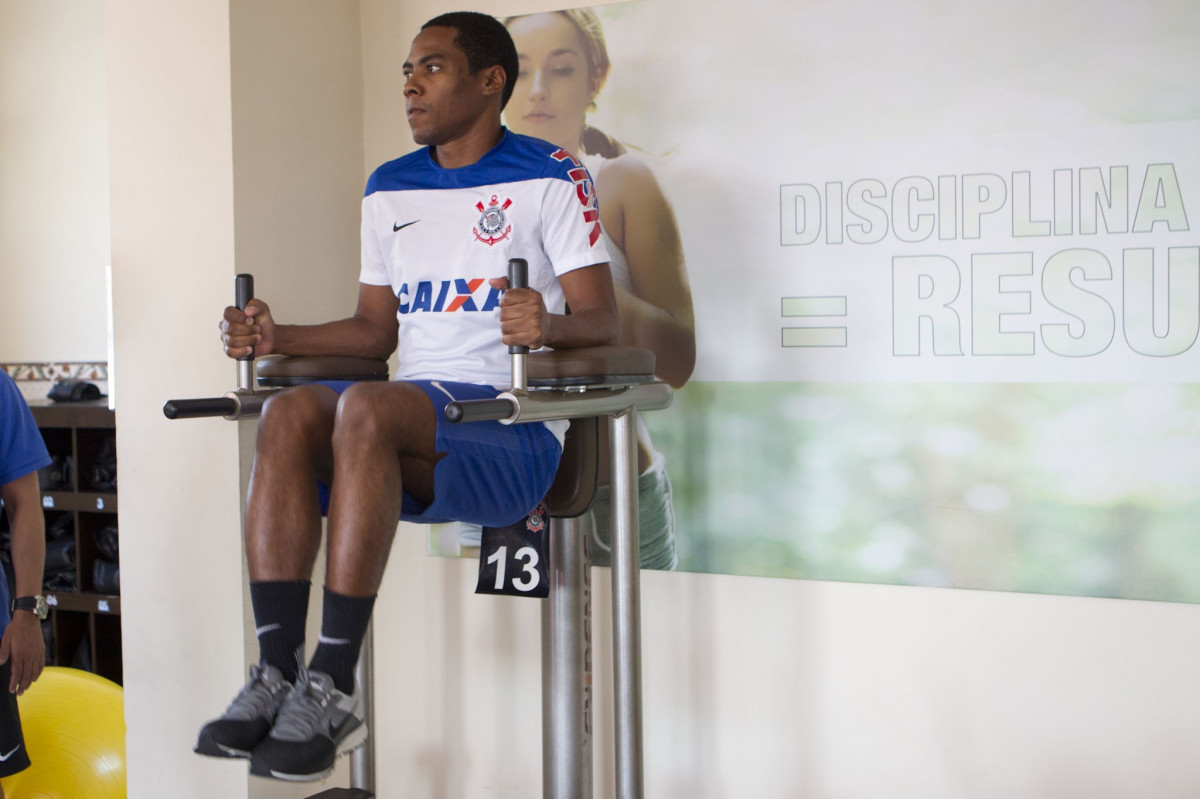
481, 64, 506, 98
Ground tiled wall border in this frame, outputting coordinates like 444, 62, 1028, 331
2, 362, 108, 382
2, 362, 109, 402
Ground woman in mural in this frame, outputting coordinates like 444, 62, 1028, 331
505, 8, 696, 570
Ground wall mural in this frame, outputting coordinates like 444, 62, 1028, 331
445, 0, 1200, 603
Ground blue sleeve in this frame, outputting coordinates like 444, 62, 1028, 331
0, 373, 51, 486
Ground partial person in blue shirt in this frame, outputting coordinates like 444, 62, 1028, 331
0, 370, 50, 785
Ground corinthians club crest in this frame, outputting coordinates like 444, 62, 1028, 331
525, 501, 547, 533
473, 195, 513, 246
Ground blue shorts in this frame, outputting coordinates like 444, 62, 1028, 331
0, 661, 30, 777
317, 379, 562, 527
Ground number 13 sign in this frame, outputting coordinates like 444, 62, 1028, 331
475, 502, 551, 599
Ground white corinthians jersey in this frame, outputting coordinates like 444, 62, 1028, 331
360, 130, 610, 388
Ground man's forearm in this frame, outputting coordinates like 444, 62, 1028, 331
545, 306, 620, 350
273, 316, 397, 360
2, 474, 45, 600
9, 507, 45, 600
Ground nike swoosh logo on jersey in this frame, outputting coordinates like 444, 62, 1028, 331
0, 744, 21, 761
393, 220, 419, 232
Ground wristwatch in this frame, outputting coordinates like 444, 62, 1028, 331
11, 595, 48, 620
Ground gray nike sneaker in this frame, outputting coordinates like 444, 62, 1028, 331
249, 667, 366, 782
195, 663, 291, 758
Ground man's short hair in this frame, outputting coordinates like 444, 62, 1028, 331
422, 12, 519, 110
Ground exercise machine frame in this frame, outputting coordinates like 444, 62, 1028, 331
164, 268, 669, 798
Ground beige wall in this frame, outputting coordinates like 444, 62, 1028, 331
229, 1, 365, 326
106, 1, 246, 797
106, 0, 367, 797
20, 0, 1200, 797
0, 0, 109, 362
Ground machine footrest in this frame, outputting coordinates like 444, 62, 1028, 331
303, 790, 374, 798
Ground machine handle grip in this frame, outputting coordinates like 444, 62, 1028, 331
235, 273, 254, 363
507, 258, 529, 356
163, 397, 238, 420
235, 273, 254, 311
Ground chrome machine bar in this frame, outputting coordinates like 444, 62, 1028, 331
235, 273, 255, 393
609, 408, 643, 799
508, 258, 529, 392
542, 514, 592, 798
444, 384, 672, 427
352, 623, 376, 794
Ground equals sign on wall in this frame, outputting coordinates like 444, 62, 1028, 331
781, 296, 847, 347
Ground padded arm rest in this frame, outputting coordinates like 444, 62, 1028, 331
254, 346, 652, 389
256, 355, 389, 387
528, 345, 655, 388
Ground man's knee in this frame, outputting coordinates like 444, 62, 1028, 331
258, 385, 338, 449
333, 382, 433, 449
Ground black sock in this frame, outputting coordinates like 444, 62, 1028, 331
308, 587, 376, 694
249, 579, 310, 683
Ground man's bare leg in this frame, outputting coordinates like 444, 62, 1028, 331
324, 380, 441, 596
244, 384, 340, 680
302, 380, 441, 693
195, 383, 340, 761
246, 384, 340, 581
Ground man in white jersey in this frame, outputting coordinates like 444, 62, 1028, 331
195, 11, 616, 782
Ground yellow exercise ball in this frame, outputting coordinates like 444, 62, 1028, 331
0, 667, 125, 799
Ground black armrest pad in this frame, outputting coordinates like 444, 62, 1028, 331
256, 355, 389, 387
528, 346, 655, 387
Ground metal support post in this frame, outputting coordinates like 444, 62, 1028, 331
542, 515, 593, 798
351, 619, 376, 793
609, 408, 643, 799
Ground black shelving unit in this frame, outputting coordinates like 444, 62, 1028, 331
23, 399, 122, 684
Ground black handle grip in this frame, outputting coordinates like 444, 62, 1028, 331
444, 398, 517, 424
507, 258, 529, 356
163, 397, 238, 420
508, 258, 528, 290
235, 273, 254, 311
235, 273, 254, 363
